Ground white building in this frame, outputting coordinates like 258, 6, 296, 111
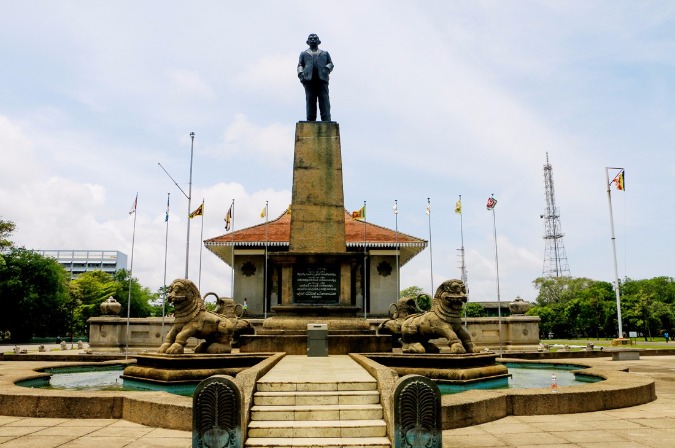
37, 250, 128, 278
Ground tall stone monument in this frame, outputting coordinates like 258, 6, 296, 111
265, 121, 368, 331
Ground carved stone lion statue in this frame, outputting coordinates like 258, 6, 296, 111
376, 297, 419, 339
159, 279, 235, 354
204, 292, 255, 346
400, 279, 479, 354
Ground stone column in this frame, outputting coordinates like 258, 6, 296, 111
290, 122, 346, 254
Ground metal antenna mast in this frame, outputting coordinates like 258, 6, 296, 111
541, 153, 571, 277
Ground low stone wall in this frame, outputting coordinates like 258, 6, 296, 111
88, 317, 169, 351
87, 316, 202, 352
466, 315, 541, 350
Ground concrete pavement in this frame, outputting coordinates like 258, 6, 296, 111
0, 352, 673, 447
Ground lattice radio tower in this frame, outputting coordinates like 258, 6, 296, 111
541, 153, 571, 277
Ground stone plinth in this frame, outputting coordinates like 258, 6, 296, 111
238, 334, 390, 355
466, 315, 541, 351
361, 353, 509, 383
289, 122, 345, 254
88, 316, 191, 352
122, 353, 272, 383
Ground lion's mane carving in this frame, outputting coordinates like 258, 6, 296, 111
400, 279, 479, 354
159, 279, 235, 354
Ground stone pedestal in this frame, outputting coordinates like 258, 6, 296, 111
289, 121, 345, 253
247, 122, 392, 353
266, 122, 362, 321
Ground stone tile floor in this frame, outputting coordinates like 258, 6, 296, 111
0, 417, 190, 448
0, 353, 673, 447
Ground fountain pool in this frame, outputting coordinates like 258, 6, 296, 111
17, 361, 603, 396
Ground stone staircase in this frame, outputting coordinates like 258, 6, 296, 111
245, 355, 390, 448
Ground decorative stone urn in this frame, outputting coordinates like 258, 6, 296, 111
100, 297, 122, 316
508, 296, 533, 315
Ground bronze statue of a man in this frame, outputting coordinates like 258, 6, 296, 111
297, 34, 333, 122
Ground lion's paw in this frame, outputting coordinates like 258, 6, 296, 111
206, 343, 232, 354
158, 343, 171, 353
448, 342, 467, 354
165, 343, 185, 354
402, 342, 426, 353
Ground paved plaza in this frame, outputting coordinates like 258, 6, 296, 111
0, 348, 673, 447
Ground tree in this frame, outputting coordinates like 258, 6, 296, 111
0, 219, 15, 250
148, 285, 173, 317
70, 270, 121, 335
112, 269, 154, 318
400, 286, 425, 299
465, 302, 487, 317
530, 276, 617, 338
621, 277, 675, 339
0, 219, 16, 270
0, 248, 70, 341
400, 286, 432, 311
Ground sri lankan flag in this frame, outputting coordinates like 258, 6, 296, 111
189, 202, 204, 219
613, 170, 625, 191
352, 205, 366, 220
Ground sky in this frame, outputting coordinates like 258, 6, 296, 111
1, 1, 673, 305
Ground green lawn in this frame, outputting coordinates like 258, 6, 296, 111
543, 338, 675, 350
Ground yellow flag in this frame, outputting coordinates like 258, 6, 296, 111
260, 206, 266, 218
454, 199, 462, 214
189, 202, 204, 219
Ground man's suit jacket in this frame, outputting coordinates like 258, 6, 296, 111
297, 49, 333, 83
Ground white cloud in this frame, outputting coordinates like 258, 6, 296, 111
231, 52, 299, 103
168, 69, 215, 99
205, 114, 294, 162
0, 116, 40, 185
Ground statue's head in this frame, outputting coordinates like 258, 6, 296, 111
435, 279, 468, 308
307, 34, 321, 46
168, 278, 200, 306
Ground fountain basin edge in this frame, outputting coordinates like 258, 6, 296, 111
0, 353, 657, 432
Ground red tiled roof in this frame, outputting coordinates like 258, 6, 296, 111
205, 208, 427, 266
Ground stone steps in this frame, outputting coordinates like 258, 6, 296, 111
245, 437, 391, 447
250, 403, 384, 421
245, 355, 391, 448
248, 419, 387, 438
254, 390, 381, 406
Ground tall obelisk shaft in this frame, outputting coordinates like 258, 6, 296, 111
289, 122, 346, 253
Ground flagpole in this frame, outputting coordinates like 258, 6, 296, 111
230, 199, 235, 298
363, 200, 367, 319
198, 200, 205, 292
457, 195, 468, 328
162, 193, 170, 340
125, 193, 138, 359
605, 167, 624, 338
427, 197, 434, 295
394, 200, 399, 299
489, 194, 503, 356
264, 200, 269, 319
185, 132, 195, 279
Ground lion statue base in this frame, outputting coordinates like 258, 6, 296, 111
400, 279, 479, 354
158, 279, 235, 354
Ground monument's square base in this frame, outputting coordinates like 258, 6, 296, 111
121, 353, 274, 383
359, 352, 509, 383
238, 333, 391, 355
263, 306, 370, 331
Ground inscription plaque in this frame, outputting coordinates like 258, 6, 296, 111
293, 264, 340, 304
